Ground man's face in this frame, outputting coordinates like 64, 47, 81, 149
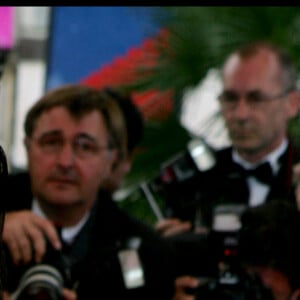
25, 107, 116, 209
220, 49, 298, 162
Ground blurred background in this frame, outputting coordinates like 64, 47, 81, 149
2, 7, 300, 218
0, 7, 229, 176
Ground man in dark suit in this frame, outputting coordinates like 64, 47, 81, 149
2, 85, 176, 300
156, 41, 300, 297
156, 40, 300, 235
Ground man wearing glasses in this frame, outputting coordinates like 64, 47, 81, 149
1, 85, 176, 300
157, 41, 300, 235
157, 42, 300, 299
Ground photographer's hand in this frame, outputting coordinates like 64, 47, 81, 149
3, 210, 62, 264
172, 275, 199, 300
62, 288, 77, 300
155, 218, 192, 237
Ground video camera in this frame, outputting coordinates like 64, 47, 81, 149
189, 204, 274, 300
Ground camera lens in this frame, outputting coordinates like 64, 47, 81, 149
10, 264, 64, 300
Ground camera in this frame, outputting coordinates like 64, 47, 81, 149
115, 137, 217, 225
10, 236, 72, 300
10, 264, 64, 300
189, 204, 274, 300
143, 137, 217, 220
153, 137, 216, 187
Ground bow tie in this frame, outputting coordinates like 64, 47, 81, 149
234, 162, 274, 185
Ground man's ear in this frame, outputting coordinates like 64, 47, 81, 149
287, 90, 300, 118
110, 148, 119, 171
24, 136, 30, 151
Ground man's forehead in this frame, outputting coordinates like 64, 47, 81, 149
33, 107, 106, 135
38, 106, 103, 122
222, 51, 281, 88
225, 49, 271, 69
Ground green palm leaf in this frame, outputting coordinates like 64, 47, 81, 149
141, 7, 300, 99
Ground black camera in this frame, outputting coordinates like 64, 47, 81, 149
189, 204, 274, 300
10, 264, 65, 300
115, 137, 217, 225
10, 236, 72, 300
142, 137, 217, 220
154, 137, 216, 186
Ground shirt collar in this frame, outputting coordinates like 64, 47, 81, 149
232, 138, 288, 174
32, 198, 90, 244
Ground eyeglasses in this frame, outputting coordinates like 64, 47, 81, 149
218, 89, 291, 111
30, 133, 111, 159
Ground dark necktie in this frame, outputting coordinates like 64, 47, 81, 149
235, 162, 274, 185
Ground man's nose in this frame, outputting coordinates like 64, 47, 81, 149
56, 142, 75, 166
233, 97, 251, 118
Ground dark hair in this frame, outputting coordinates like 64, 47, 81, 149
224, 41, 298, 92
239, 200, 300, 290
103, 87, 144, 155
24, 84, 127, 155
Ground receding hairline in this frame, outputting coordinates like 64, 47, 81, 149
222, 41, 297, 91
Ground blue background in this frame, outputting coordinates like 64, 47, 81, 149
46, 6, 159, 90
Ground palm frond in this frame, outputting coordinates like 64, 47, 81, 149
138, 7, 300, 103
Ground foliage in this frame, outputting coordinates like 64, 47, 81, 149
122, 113, 191, 186
143, 7, 300, 100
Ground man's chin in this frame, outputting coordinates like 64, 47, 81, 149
232, 140, 258, 154
42, 189, 78, 206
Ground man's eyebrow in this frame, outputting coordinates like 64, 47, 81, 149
75, 132, 98, 142
36, 130, 62, 139
36, 131, 100, 143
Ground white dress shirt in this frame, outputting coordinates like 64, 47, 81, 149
32, 198, 90, 245
232, 139, 288, 207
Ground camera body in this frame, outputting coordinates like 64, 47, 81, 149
154, 137, 216, 186
191, 204, 274, 300
145, 137, 217, 220
10, 237, 71, 300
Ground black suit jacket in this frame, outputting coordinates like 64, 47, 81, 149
3, 172, 177, 300
162, 141, 300, 277
163, 140, 299, 227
